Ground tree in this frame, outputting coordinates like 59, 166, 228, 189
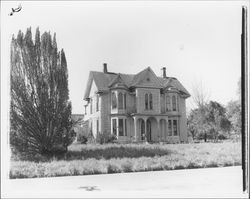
10, 27, 75, 156
226, 100, 241, 139
205, 101, 231, 141
187, 101, 231, 142
190, 81, 210, 142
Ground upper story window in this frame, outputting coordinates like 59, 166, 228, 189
165, 94, 178, 112
90, 99, 93, 114
112, 92, 117, 109
118, 93, 123, 109
145, 94, 148, 109
145, 93, 153, 110
172, 95, 177, 111
96, 95, 99, 112
115, 92, 126, 110
166, 96, 171, 111
124, 93, 126, 109
149, 93, 153, 110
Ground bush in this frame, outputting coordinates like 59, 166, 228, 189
96, 132, 117, 144
10, 28, 74, 157
78, 134, 88, 144
218, 133, 227, 140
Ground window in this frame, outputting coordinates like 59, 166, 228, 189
96, 95, 99, 112
84, 105, 87, 115
124, 119, 127, 136
119, 119, 124, 136
118, 93, 123, 109
96, 119, 99, 134
149, 93, 153, 110
112, 92, 117, 109
172, 95, 177, 111
145, 94, 148, 110
168, 120, 172, 136
90, 99, 93, 114
124, 93, 126, 109
166, 96, 171, 111
112, 119, 117, 135
90, 121, 93, 135
173, 120, 178, 135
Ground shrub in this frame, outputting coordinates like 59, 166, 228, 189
10, 28, 74, 156
78, 134, 88, 144
96, 132, 117, 144
218, 133, 227, 140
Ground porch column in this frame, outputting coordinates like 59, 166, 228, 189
134, 117, 138, 141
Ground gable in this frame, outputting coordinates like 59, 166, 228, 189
89, 80, 98, 97
108, 74, 128, 89
160, 77, 191, 98
131, 67, 162, 88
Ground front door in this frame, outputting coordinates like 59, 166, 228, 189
141, 120, 145, 140
146, 120, 152, 142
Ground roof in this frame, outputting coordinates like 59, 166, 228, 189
84, 67, 190, 99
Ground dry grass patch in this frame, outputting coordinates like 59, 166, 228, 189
10, 142, 241, 179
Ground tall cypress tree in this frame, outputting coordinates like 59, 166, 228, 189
10, 27, 75, 156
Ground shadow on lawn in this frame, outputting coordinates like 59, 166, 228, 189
78, 186, 100, 191
63, 146, 171, 160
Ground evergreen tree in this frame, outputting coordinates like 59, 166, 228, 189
10, 27, 75, 156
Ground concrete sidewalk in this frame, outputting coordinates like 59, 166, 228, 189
2, 166, 247, 198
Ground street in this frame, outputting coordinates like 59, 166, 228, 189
2, 166, 247, 198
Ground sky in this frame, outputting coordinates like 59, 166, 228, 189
1, 1, 248, 114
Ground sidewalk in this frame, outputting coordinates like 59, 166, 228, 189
2, 166, 247, 198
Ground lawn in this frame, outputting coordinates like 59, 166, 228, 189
10, 142, 241, 179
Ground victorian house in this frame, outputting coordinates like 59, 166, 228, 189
83, 63, 190, 143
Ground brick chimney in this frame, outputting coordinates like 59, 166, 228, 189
103, 63, 108, 73
162, 67, 166, 78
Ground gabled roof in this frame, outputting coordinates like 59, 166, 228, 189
158, 77, 191, 97
84, 67, 190, 99
130, 67, 163, 88
108, 73, 128, 89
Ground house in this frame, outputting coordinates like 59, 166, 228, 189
83, 63, 190, 143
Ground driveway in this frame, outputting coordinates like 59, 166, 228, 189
2, 166, 247, 198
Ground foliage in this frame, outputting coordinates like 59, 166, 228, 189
96, 132, 117, 144
77, 134, 88, 144
10, 27, 74, 156
226, 100, 241, 138
187, 101, 232, 142
10, 142, 241, 178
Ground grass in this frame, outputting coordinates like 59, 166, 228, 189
10, 142, 241, 179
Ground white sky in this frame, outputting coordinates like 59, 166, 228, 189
1, 1, 248, 114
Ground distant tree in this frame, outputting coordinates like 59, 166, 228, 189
205, 101, 231, 141
190, 81, 210, 142
226, 100, 241, 139
10, 27, 75, 156
187, 101, 231, 142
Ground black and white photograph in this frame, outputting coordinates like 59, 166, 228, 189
1, 1, 249, 198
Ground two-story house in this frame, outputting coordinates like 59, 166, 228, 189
83, 63, 190, 143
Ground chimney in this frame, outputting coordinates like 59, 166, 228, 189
162, 67, 166, 78
103, 63, 108, 73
